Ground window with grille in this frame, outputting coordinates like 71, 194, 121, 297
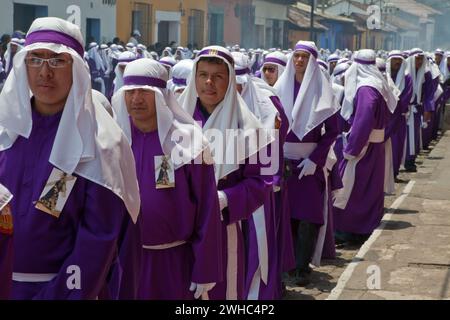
188, 9, 205, 49
132, 2, 152, 45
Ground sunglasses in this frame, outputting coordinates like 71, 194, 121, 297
263, 67, 277, 73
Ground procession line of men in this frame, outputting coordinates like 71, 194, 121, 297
1, 17, 449, 300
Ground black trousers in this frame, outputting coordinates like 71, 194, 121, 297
293, 220, 320, 274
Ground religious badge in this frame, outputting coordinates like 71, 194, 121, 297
35, 168, 77, 218
0, 183, 13, 235
155, 155, 175, 189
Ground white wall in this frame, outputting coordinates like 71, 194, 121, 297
0, 0, 116, 44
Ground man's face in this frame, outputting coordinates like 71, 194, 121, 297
125, 89, 156, 124
293, 51, 310, 75
435, 54, 442, 66
196, 60, 229, 110
415, 55, 424, 72
26, 49, 73, 110
390, 58, 403, 73
329, 61, 337, 73
10, 43, 18, 54
262, 63, 278, 86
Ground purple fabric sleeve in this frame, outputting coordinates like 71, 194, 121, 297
33, 183, 127, 300
344, 86, 378, 157
309, 111, 340, 168
189, 162, 223, 284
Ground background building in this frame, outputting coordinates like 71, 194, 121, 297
0, 0, 116, 46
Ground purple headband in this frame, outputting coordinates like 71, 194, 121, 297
333, 69, 347, 77
198, 48, 234, 66
25, 30, 84, 58
318, 61, 328, 70
172, 77, 187, 86
378, 67, 386, 72
264, 57, 287, 67
159, 60, 175, 67
354, 58, 376, 65
294, 44, 318, 59
119, 58, 135, 64
235, 68, 250, 76
123, 76, 167, 88
410, 50, 424, 56
388, 53, 404, 60
328, 57, 340, 63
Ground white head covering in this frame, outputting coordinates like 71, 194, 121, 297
341, 49, 399, 121
158, 56, 177, 78
331, 62, 350, 85
167, 59, 194, 95
260, 51, 287, 85
0, 17, 140, 222
233, 52, 279, 130
4, 38, 24, 73
274, 41, 340, 140
92, 89, 113, 117
87, 42, 105, 72
439, 51, 450, 82
126, 42, 136, 53
162, 47, 173, 58
114, 51, 137, 93
405, 48, 428, 105
386, 50, 408, 93
178, 46, 273, 182
111, 58, 209, 169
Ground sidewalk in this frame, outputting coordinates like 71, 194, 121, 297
328, 130, 450, 300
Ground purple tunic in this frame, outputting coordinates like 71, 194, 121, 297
406, 71, 435, 160
193, 101, 272, 300
0, 108, 129, 300
334, 86, 390, 235
130, 123, 223, 300
387, 74, 413, 176
285, 80, 339, 225
270, 96, 296, 297
0, 224, 13, 299
422, 75, 440, 149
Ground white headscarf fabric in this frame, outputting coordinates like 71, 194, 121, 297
386, 50, 408, 93
0, 17, 140, 222
233, 52, 280, 130
405, 48, 428, 105
112, 59, 209, 170
274, 41, 340, 140
113, 51, 137, 93
178, 46, 273, 182
260, 51, 287, 85
341, 49, 399, 121
4, 38, 23, 73
440, 52, 450, 82
167, 59, 194, 94
87, 42, 105, 72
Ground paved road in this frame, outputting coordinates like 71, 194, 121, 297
285, 110, 450, 300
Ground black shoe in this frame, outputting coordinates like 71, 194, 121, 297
295, 272, 311, 287
404, 165, 417, 173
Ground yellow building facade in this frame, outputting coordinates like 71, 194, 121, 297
116, 0, 208, 48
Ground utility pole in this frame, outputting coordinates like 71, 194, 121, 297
310, 0, 315, 42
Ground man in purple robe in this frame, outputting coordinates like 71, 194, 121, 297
233, 52, 294, 299
404, 49, 437, 172
179, 46, 274, 300
275, 41, 340, 286
334, 49, 398, 243
386, 51, 413, 179
0, 17, 141, 300
111, 58, 223, 300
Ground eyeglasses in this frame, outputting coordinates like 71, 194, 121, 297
25, 57, 72, 69
263, 67, 276, 73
